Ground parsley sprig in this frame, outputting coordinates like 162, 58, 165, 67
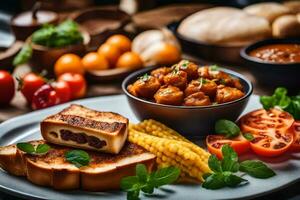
121, 164, 180, 200
260, 87, 300, 119
202, 145, 275, 190
17, 142, 51, 155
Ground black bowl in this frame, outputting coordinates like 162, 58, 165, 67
122, 66, 253, 138
240, 38, 300, 89
168, 21, 244, 65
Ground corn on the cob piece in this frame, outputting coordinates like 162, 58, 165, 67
130, 120, 210, 161
128, 129, 210, 182
130, 119, 189, 142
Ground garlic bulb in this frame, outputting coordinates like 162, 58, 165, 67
132, 28, 181, 66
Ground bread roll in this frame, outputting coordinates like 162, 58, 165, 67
178, 7, 271, 46
272, 14, 300, 38
244, 2, 291, 23
283, 1, 300, 14
132, 28, 181, 65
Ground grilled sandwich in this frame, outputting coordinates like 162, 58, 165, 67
0, 140, 156, 191
41, 104, 128, 154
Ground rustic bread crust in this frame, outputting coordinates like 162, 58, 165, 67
0, 140, 156, 191
41, 104, 129, 154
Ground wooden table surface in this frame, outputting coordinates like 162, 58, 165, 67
0, 3, 299, 200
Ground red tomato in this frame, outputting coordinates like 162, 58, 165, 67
249, 129, 294, 157
51, 81, 71, 103
19, 73, 45, 103
58, 73, 86, 99
206, 134, 250, 159
0, 70, 15, 105
240, 108, 294, 134
240, 109, 294, 157
31, 84, 60, 110
289, 121, 300, 152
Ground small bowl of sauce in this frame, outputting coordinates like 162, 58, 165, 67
241, 39, 300, 88
249, 44, 300, 64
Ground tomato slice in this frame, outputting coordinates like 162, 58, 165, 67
240, 108, 294, 134
206, 134, 250, 159
249, 129, 294, 157
289, 121, 300, 152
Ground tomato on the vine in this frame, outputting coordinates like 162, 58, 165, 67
51, 81, 71, 103
206, 134, 250, 159
0, 70, 15, 105
58, 73, 86, 99
19, 73, 45, 103
31, 84, 60, 110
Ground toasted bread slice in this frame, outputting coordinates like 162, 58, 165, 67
0, 140, 156, 191
41, 104, 129, 154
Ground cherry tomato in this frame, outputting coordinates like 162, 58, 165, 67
31, 85, 60, 110
206, 134, 250, 159
0, 70, 15, 105
58, 73, 86, 99
51, 81, 71, 103
289, 121, 300, 152
240, 108, 294, 134
240, 109, 294, 157
19, 73, 45, 103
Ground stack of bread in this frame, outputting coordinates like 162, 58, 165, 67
0, 104, 156, 191
178, 1, 300, 46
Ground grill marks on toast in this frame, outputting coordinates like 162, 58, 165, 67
50, 114, 125, 134
0, 140, 156, 191
44, 104, 128, 134
26, 142, 148, 166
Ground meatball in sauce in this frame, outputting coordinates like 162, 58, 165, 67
127, 74, 160, 99
127, 60, 245, 106
215, 85, 245, 103
184, 92, 211, 106
163, 70, 187, 90
154, 85, 183, 106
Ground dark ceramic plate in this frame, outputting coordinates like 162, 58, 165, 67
1, 95, 300, 200
240, 38, 300, 89
167, 21, 244, 64
122, 66, 253, 138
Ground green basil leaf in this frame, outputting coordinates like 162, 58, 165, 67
127, 190, 140, 200
136, 164, 148, 183
274, 87, 288, 99
16, 143, 35, 154
240, 160, 275, 179
221, 144, 239, 172
202, 173, 212, 180
121, 176, 140, 191
13, 44, 32, 66
243, 133, 254, 141
223, 172, 248, 187
141, 184, 154, 194
35, 144, 51, 154
208, 155, 222, 172
215, 119, 240, 138
151, 166, 180, 187
202, 173, 225, 189
260, 96, 274, 110
65, 150, 90, 168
